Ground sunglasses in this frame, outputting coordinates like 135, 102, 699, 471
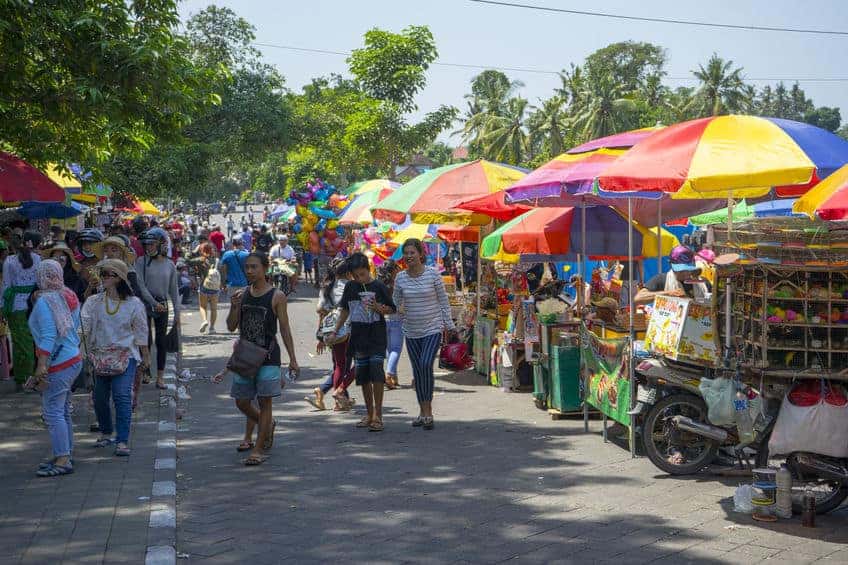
100, 271, 119, 279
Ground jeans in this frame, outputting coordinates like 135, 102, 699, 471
406, 333, 442, 403
94, 358, 137, 443
385, 319, 404, 377
42, 361, 81, 458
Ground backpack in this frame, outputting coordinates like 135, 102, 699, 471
203, 261, 222, 291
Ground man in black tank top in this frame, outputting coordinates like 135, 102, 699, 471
225, 252, 299, 465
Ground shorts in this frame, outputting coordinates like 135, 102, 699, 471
200, 286, 219, 295
354, 355, 385, 386
229, 365, 283, 399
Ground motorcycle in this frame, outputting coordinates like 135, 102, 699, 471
635, 355, 848, 514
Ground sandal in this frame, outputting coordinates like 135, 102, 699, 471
305, 396, 326, 411
94, 437, 114, 448
423, 417, 434, 430
385, 377, 397, 390
369, 419, 384, 432
36, 463, 74, 477
243, 454, 267, 466
39, 457, 74, 470
156, 381, 168, 390
356, 417, 372, 428
236, 441, 255, 452
411, 416, 425, 427
114, 444, 131, 457
263, 420, 277, 450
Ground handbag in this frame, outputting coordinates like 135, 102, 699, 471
165, 324, 180, 353
226, 338, 268, 379
768, 380, 848, 458
90, 344, 132, 378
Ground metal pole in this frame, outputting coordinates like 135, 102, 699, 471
725, 196, 733, 357
627, 197, 636, 458
581, 203, 587, 312
657, 198, 663, 277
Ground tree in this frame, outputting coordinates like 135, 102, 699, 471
425, 142, 455, 167
804, 107, 842, 132
569, 75, 638, 141
482, 97, 529, 164
348, 26, 438, 112
0, 0, 223, 179
584, 42, 667, 94
692, 54, 746, 116
454, 70, 523, 158
528, 96, 568, 157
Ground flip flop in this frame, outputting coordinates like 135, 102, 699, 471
304, 396, 326, 411
236, 441, 255, 452
356, 417, 372, 428
368, 419, 384, 432
243, 454, 267, 466
263, 420, 277, 450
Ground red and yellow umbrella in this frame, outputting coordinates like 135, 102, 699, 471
598, 116, 848, 199
372, 160, 527, 225
793, 163, 848, 221
338, 187, 394, 226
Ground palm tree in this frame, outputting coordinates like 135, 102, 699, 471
569, 74, 638, 141
481, 97, 529, 164
692, 54, 746, 116
528, 95, 568, 156
453, 71, 524, 156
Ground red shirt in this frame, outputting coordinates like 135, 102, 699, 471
130, 236, 144, 259
209, 230, 225, 253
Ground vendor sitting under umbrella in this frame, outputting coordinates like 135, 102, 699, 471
634, 245, 710, 304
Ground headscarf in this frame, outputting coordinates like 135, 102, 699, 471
36, 259, 78, 338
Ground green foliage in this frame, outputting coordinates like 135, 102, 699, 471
348, 26, 438, 112
425, 142, 454, 167
691, 54, 747, 116
584, 41, 667, 93
0, 0, 223, 179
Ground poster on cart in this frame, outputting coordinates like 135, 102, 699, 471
644, 295, 689, 359
676, 302, 718, 365
580, 323, 630, 426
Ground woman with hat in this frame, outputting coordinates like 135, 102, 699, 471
42, 241, 83, 301
81, 258, 150, 456
2, 231, 42, 388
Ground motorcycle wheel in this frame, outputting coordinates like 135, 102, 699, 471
642, 393, 719, 475
755, 443, 848, 515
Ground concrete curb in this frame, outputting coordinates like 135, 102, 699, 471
145, 356, 178, 565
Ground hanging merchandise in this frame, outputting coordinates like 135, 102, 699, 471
768, 380, 848, 459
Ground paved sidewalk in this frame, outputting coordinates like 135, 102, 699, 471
0, 374, 165, 564
175, 287, 848, 564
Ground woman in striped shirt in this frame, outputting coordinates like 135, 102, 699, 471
392, 239, 456, 430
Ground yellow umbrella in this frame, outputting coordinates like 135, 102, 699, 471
44, 165, 82, 189
134, 200, 161, 216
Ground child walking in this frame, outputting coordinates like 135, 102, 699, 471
327, 253, 395, 432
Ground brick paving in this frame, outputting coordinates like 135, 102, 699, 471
175, 285, 848, 564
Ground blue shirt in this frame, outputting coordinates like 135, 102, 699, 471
221, 249, 249, 287
28, 297, 81, 371
240, 231, 252, 251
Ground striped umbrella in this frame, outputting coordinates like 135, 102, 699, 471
598, 116, 848, 199
338, 187, 395, 226
342, 179, 400, 196
793, 164, 848, 221
372, 160, 527, 225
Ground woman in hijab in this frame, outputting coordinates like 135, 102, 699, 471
3, 231, 42, 389
27, 260, 82, 477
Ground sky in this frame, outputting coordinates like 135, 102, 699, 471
179, 0, 848, 142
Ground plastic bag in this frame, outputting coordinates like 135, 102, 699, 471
733, 484, 753, 513
699, 377, 737, 426
440, 342, 473, 370
768, 380, 848, 458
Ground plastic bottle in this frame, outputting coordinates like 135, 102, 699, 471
776, 464, 793, 519
801, 486, 816, 527
734, 390, 755, 445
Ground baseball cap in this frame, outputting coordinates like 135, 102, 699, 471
670, 245, 698, 272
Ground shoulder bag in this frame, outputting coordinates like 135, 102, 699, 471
226, 337, 268, 379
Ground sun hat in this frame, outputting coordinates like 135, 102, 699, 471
41, 242, 80, 272
96, 235, 136, 263
96, 258, 130, 286
670, 245, 698, 272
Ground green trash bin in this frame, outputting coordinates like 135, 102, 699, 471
532, 362, 549, 409
549, 345, 581, 413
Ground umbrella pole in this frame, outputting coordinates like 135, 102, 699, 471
627, 197, 636, 458
657, 198, 663, 276
724, 196, 733, 362
458, 243, 465, 289
580, 204, 587, 312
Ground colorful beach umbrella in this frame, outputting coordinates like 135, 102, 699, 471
598, 116, 848, 199
793, 164, 848, 221
343, 179, 400, 196
389, 221, 439, 244
372, 160, 527, 225
17, 200, 88, 220
0, 154, 66, 203
481, 207, 677, 264
455, 190, 533, 222
688, 198, 800, 226
124, 199, 161, 216
338, 188, 395, 226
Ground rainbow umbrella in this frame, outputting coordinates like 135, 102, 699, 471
343, 179, 400, 196
793, 164, 848, 221
338, 187, 394, 226
598, 116, 848, 200
481, 207, 677, 264
455, 190, 533, 221
372, 160, 527, 225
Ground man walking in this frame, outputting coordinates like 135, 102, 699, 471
218, 235, 249, 299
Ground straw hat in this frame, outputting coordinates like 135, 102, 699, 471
41, 242, 80, 272
96, 235, 136, 263
96, 258, 130, 286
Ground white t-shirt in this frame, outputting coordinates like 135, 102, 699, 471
270, 244, 294, 260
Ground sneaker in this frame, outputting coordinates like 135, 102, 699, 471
199, 321, 209, 334
208, 327, 216, 335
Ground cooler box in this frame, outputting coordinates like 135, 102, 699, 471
549, 345, 581, 412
